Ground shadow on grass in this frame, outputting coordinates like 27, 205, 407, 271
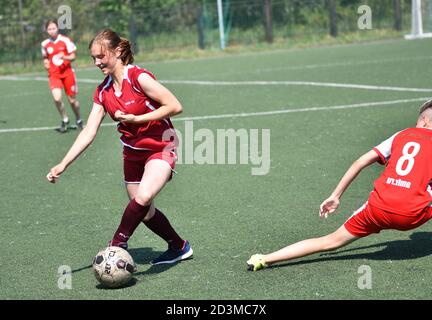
70, 246, 187, 277
67, 246, 191, 290
95, 278, 138, 290
129, 247, 194, 276
270, 231, 432, 270
53, 125, 80, 134
71, 264, 92, 273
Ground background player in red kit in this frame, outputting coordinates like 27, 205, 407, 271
46, 29, 193, 265
247, 100, 432, 271
42, 20, 82, 133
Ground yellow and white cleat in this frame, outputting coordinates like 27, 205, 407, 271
247, 254, 268, 271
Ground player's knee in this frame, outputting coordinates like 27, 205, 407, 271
134, 192, 154, 207
68, 96, 78, 104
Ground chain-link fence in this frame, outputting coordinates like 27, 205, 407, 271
0, 0, 429, 66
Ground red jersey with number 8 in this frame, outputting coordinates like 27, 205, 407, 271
370, 127, 432, 216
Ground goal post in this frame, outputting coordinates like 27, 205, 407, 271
405, 0, 432, 39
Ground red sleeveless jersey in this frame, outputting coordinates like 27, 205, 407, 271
93, 65, 178, 152
369, 127, 432, 216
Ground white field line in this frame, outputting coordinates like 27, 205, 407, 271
1, 90, 43, 98
2, 53, 428, 81
166, 56, 432, 80
0, 76, 99, 83
1, 75, 431, 93
0, 97, 429, 134
160, 80, 432, 93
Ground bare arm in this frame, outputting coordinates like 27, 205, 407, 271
115, 73, 182, 124
56, 51, 76, 62
319, 150, 380, 218
43, 57, 50, 70
62, 52, 76, 61
46, 103, 105, 183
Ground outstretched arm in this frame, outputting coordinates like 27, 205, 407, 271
319, 150, 380, 218
115, 73, 182, 124
46, 103, 105, 183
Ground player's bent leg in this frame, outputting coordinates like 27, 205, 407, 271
320, 225, 359, 251
247, 225, 358, 271
66, 94, 83, 129
125, 183, 139, 200
51, 88, 66, 114
51, 88, 69, 132
135, 159, 172, 205
138, 159, 192, 265
125, 184, 156, 220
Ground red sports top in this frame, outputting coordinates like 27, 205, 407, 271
41, 34, 76, 75
93, 65, 178, 152
369, 127, 432, 216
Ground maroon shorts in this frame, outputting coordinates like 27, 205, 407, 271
123, 147, 177, 184
344, 202, 432, 238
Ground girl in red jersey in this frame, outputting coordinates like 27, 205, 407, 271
42, 20, 82, 133
247, 100, 432, 271
46, 29, 192, 265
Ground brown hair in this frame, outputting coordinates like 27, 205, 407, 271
419, 99, 432, 116
45, 19, 58, 30
89, 29, 134, 65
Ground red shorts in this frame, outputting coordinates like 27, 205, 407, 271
49, 70, 77, 96
344, 202, 432, 238
123, 147, 177, 184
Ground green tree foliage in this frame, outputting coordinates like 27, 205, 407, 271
0, 0, 415, 64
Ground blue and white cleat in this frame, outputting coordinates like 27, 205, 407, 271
150, 240, 193, 265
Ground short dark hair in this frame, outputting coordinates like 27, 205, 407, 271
419, 99, 432, 116
45, 19, 58, 30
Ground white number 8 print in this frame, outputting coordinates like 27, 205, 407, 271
395, 142, 421, 176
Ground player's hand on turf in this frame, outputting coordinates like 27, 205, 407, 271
114, 110, 137, 124
46, 164, 65, 183
319, 196, 340, 219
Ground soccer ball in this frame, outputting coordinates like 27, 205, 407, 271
92, 246, 137, 288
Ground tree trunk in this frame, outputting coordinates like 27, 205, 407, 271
17, 0, 26, 65
129, 0, 139, 54
327, 0, 338, 37
17, 0, 25, 47
197, 5, 205, 49
263, 0, 273, 43
393, 0, 402, 31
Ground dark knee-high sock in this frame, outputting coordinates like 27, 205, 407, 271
143, 208, 185, 250
111, 199, 150, 246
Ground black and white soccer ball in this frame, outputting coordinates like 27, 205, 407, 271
92, 246, 137, 288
